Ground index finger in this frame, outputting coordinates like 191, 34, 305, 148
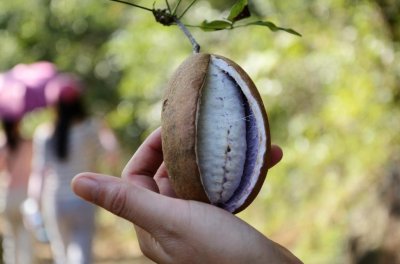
122, 127, 163, 181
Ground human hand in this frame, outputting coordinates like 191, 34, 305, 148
71, 127, 302, 264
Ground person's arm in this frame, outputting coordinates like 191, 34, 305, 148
72, 127, 302, 264
87, 118, 121, 174
98, 120, 121, 173
0, 133, 7, 172
28, 125, 50, 203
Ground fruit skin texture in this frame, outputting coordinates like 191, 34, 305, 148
161, 53, 271, 214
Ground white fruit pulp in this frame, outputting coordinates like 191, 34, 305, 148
197, 57, 247, 205
197, 56, 268, 212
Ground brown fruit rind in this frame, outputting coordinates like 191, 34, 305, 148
161, 53, 210, 203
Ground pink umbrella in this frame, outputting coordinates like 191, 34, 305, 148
45, 73, 82, 105
0, 61, 57, 120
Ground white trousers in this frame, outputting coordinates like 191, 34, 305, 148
43, 196, 96, 264
2, 189, 34, 264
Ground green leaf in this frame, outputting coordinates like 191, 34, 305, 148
247, 20, 302, 36
200, 20, 232, 31
227, 0, 251, 22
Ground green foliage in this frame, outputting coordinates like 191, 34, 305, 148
200, 19, 233, 31
1, 0, 400, 263
196, 0, 301, 36
109, 0, 301, 37
226, 0, 250, 22
245, 21, 302, 36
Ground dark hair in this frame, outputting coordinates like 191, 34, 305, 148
2, 120, 20, 152
53, 97, 87, 160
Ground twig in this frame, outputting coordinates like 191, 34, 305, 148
165, 0, 171, 12
172, 0, 183, 15
109, 0, 153, 12
178, 0, 198, 19
174, 17, 200, 53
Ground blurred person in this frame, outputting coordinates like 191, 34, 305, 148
28, 73, 119, 264
72, 127, 303, 264
0, 119, 35, 264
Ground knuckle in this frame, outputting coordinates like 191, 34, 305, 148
106, 184, 128, 218
138, 239, 152, 258
138, 236, 174, 264
138, 237, 160, 263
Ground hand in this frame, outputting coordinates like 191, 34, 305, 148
71, 127, 302, 264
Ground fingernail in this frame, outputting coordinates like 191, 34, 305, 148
72, 176, 98, 202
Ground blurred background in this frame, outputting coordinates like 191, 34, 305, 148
0, 0, 399, 263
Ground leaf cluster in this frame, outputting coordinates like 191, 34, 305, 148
199, 0, 301, 36
110, 0, 301, 36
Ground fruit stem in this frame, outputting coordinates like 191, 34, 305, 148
174, 17, 200, 53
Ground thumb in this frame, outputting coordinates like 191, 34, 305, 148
71, 173, 179, 232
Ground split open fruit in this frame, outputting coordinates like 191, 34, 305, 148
161, 53, 271, 213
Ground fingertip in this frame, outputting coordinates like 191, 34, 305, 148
71, 172, 97, 191
272, 145, 283, 159
270, 145, 283, 168
72, 172, 90, 184
71, 173, 99, 202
